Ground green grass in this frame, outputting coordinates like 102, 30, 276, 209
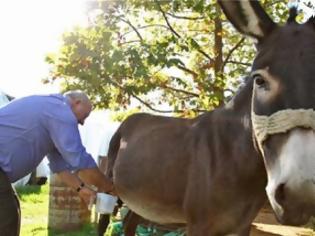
16, 183, 97, 236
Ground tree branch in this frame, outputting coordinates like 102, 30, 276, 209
106, 76, 177, 113
196, 47, 212, 61
119, 17, 144, 41
121, 24, 170, 38
155, 0, 212, 61
130, 93, 176, 113
131, 94, 207, 114
120, 40, 142, 45
155, 0, 181, 38
163, 85, 199, 97
166, 12, 205, 20
175, 65, 199, 78
222, 37, 245, 71
105, 75, 207, 113
226, 60, 251, 67
138, 24, 170, 31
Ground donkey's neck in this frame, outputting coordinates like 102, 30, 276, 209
225, 79, 253, 115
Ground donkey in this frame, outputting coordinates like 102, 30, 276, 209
219, 1, 315, 226
105, 1, 315, 235
106, 77, 267, 236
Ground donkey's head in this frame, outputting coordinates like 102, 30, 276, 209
219, 0, 315, 226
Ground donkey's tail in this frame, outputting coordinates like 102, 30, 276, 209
105, 126, 122, 179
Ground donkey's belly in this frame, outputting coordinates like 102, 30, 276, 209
114, 163, 188, 224
114, 133, 190, 224
119, 192, 187, 224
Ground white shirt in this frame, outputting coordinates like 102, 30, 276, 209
98, 123, 120, 157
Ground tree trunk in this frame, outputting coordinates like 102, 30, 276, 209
214, 3, 224, 106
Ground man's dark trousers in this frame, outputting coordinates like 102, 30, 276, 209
0, 169, 20, 236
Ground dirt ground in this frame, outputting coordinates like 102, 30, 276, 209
251, 204, 315, 236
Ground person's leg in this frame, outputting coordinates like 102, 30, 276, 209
0, 169, 20, 236
12, 186, 21, 236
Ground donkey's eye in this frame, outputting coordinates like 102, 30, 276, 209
254, 74, 266, 87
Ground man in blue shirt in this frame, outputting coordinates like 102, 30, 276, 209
0, 90, 114, 236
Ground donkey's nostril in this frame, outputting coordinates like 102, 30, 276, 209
275, 183, 286, 205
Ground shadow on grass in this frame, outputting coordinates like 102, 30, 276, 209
15, 184, 42, 196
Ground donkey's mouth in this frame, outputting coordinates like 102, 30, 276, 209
275, 205, 312, 226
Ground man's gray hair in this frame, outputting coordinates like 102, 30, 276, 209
63, 90, 90, 103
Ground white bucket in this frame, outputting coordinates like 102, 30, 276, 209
95, 193, 117, 214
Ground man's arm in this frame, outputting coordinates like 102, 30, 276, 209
57, 170, 97, 205
77, 167, 114, 194
48, 151, 115, 195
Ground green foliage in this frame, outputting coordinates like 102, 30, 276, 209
45, 0, 289, 117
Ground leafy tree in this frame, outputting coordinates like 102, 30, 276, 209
45, 0, 288, 117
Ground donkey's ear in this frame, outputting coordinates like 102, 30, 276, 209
218, 0, 276, 40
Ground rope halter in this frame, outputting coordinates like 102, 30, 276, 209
252, 109, 315, 154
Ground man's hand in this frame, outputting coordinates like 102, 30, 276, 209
77, 167, 114, 194
57, 170, 98, 205
57, 169, 116, 205
77, 185, 97, 206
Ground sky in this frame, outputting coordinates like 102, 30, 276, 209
0, 0, 88, 98
1, 0, 313, 99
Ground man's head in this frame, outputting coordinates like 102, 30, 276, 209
64, 90, 92, 125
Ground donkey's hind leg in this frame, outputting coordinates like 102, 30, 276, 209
97, 214, 110, 236
186, 220, 213, 236
123, 210, 142, 236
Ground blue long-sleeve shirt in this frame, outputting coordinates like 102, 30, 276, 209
0, 94, 97, 182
